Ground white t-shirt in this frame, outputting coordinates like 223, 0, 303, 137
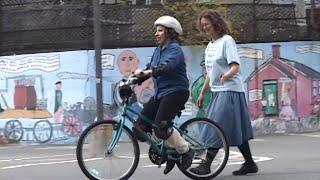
205, 34, 244, 92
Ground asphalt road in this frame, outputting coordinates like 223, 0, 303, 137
0, 132, 320, 180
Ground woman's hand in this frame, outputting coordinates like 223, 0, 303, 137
220, 74, 227, 85
197, 93, 205, 108
133, 69, 144, 77
220, 63, 239, 84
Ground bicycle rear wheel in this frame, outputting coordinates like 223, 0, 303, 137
177, 118, 229, 180
76, 120, 140, 180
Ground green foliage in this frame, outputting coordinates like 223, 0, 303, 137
163, 1, 228, 45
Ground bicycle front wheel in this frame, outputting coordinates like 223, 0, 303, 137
177, 118, 229, 180
76, 120, 140, 180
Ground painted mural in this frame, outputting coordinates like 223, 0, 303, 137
0, 41, 319, 144
0, 51, 93, 144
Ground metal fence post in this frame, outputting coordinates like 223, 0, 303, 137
0, 0, 2, 55
93, 0, 103, 121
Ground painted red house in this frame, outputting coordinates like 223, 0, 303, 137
246, 45, 320, 119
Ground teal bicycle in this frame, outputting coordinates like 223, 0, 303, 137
76, 75, 229, 180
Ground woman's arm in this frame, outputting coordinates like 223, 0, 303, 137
200, 75, 210, 96
220, 62, 239, 85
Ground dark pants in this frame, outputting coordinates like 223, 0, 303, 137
135, 90, 189, 140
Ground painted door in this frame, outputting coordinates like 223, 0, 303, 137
263, 80, 278, 115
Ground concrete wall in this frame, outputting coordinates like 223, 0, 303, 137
0, 40, 319, 144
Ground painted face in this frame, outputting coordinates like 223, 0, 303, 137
55, 83, 62, 90
155, 25, 168, 45
200, 17, 217, 39
117, 50, 139, 77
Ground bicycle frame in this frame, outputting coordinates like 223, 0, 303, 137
107, 99, 206, 157
106, 101, 170, 156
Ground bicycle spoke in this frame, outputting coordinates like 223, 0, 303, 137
77, 121, 139, 180
177, 118, 229, 180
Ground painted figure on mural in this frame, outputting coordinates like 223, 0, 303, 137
280, 85, 295, 120
117, 50, 140, 78
191, 60, 212, 118
54, 81, 63, 122
134, 77, 154, 105
114, 50, 154, 107
312, 99, 320, 116
114, 50, 140, 106
266, 89, 276, 107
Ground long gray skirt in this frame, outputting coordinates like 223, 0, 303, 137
199, 91, 254, 147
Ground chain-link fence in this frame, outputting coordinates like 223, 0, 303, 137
0, 0, 319, 55
227, 4, 304, 43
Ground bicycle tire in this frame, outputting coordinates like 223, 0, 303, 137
76, 120, 140, 180
177, 118, 229, 180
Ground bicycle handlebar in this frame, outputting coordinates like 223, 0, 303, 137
120, 72, 152, 87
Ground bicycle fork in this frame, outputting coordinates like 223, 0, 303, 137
105, 120, 125, 155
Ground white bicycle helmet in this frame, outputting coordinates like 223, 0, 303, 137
154, 15, 183, 35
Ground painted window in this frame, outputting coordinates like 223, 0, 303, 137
312, 80, 317, 96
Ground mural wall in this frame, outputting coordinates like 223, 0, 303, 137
0, 41, 319, 144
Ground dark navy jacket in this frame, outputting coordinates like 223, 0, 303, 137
146, 39, 189, 100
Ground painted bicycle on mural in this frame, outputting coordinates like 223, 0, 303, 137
0, 75, 118, 144
0, 75, 54, 143
30, 97, 119, 143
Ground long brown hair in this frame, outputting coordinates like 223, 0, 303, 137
198, 9, 230, 38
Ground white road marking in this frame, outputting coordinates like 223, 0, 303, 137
0, 151, 272, 171
287, 133, 320, 138
0, 159, 77, 170
34, 146, 76, 150
251, 138, 265, 142
0, 153, 149, 170
0, 154, 74, 162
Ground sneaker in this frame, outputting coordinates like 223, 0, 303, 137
189, 154, 214, 175
190, 162, 211, 175
163, 160, 175, 174
232, 162, 258, 176
180, 148, 195, 170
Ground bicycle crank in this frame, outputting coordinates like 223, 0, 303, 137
148, 147, 167, 166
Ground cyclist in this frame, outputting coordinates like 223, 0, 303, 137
133, 15, 194, 175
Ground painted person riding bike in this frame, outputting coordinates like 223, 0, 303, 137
132, 15, 195, 175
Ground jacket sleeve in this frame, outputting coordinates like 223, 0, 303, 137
145, 49, 156, 70
151, 46, 184, 76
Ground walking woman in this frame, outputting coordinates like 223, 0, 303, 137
190, 9, 258, 176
